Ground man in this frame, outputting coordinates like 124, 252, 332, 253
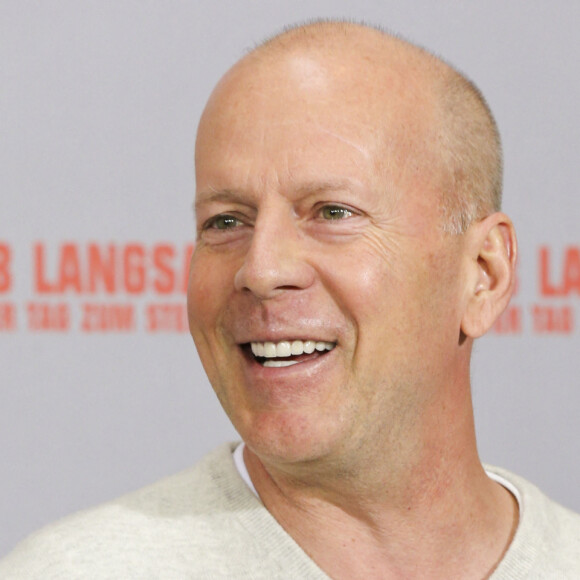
2, 20, 579, 579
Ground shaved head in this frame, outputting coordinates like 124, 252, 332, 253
200, 20, 502, 234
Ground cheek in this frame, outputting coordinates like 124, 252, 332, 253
187, 253, 231, 343
321, 242, 407, 322
187, 256, 238, 399
323, 242, 452, 358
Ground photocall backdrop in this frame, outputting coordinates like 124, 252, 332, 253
1, 0, 578, 556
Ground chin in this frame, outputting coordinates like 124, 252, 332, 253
237, 406, 347, 468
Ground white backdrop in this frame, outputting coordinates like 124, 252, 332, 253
1, 0, 579, 557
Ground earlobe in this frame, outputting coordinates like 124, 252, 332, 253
460, 213, 517, 338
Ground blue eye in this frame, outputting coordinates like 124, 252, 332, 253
207, 215, 243, 230
320, 206, 353, 220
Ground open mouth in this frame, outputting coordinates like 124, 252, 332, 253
245, 339, 336, 367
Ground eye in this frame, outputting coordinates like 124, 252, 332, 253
205, 214, 244, 230
319, 205, 353, 220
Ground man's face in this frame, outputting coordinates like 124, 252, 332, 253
189, 51, 469, 468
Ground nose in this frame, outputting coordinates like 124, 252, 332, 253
233, 212, 315, 300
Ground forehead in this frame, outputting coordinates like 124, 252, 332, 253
195, 44, 441, 203
194, 131, 387, 222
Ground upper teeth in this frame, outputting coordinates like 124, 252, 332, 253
251, 340, 335, 358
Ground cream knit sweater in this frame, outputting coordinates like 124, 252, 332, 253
1, 443, 579, 579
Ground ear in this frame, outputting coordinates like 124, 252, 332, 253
460, 213, 517, 338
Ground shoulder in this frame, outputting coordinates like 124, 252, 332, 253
486, 465, 580, 579
0, 443, 263, 578
1, 443, 327, 579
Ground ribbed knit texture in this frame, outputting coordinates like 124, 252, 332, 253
486, 465, 580, 578
1, 443, 579, 578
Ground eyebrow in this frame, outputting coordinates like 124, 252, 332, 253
194, 189, 249, 211
195, 179, 359, 210
293, 179, 358, 196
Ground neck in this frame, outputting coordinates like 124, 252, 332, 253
243, 392, 519, 579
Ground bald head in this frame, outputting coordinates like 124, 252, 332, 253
190, 21, 516, 484
197, 20, 502, 233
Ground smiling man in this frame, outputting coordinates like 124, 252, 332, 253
2, 20, 580, 580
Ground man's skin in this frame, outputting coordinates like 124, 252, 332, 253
188, 22, 519, 579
